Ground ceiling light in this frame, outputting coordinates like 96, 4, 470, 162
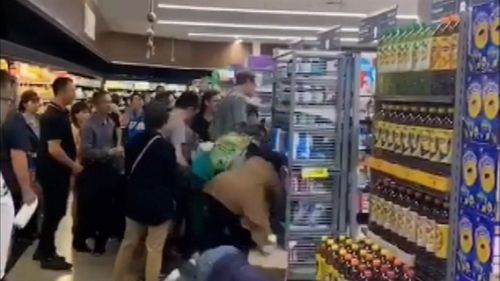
157, 3, 418, 20
340, 37, 359, 42
188, 33, 317, 41
158, 20, 358, 32
158, 20, 325, 31
158, 3, 366, 18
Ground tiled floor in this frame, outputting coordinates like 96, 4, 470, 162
7, 199, 288, 281
7, 212, 119, 281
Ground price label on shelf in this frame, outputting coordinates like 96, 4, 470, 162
301, 168, 329, 179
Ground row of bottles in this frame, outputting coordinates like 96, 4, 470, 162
368, 176, 449, 281
378, 15, 460, 73
316, 236, 415, 281
373, 103, 454, 176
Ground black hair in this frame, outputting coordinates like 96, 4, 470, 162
199, 90, 219, 114
70, 101, 91, 127
175, 91, 199, 110
92, 90, 109, 104
52, 77, 73, 96
111, 93, 121, 104
18, 90, 40, 112
130, 92, 143, 102
144, 101, 169, 131
235, 71, 255, 86
246, 143, 286, 174
155, 90, 174, 103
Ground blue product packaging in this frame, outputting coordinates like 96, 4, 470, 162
460, 143, 499, 218
472, 215, 496, 280
457, 209, 476, 279
470, 1, 500, 73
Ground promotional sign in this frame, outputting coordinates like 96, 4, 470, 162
359, 5, 398, 44
318, 25, 342, 51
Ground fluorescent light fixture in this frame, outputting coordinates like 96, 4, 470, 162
188, 32, 317, 41
340, 37, 359, 42
159, 20, 324, 31
234, 38, 243, 44
158, 20, 358, 32
157, 3, 419, 20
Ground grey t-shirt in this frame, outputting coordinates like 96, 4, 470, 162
210, 94, 248, 140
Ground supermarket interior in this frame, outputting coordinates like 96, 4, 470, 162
0, 0, 499, 281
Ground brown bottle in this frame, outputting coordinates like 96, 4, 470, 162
423, 195, 437, 260
372, 259, 383, 280
407, 190, 420, 253
393, 259, 405, 280
387, 181, 400, 241
414, 192, 427, 256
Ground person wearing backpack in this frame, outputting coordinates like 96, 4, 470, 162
113, 101, 179, 281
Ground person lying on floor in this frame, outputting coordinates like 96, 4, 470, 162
198, 246, 272, 281
199, 143, 285, 255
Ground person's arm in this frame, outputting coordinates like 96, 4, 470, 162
170, 123, 189, 167
80, 123, 115, 161
7, 116, 37, 204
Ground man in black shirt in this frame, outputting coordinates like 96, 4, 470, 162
35, 77, 82, 270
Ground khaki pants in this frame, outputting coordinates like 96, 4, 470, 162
113, 218, 170, 281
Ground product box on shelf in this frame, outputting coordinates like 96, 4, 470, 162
457, 208, 496, 281
469, 1, 499, 74
464, 72, 500, 146
460, 143, 499, 218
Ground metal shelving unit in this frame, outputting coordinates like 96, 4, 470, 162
271, 50, 357, 280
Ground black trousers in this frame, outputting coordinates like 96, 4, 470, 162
199, 193, 254, 255
75, 162, 120, 246
37, 172, 70, 258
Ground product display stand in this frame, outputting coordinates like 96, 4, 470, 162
448, 3, 499, 281
271, 50, 357, 280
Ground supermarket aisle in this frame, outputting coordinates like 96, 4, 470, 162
7, 201, 117, 281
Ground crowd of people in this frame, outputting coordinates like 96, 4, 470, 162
0, 69, 284, 281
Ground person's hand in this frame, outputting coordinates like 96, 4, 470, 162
22, 188, 37, 205
109, 146, 125, 157
72, 162, 84, 175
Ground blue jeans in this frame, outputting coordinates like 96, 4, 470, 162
196, 246, 240, 281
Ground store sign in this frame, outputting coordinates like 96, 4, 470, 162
318, 26, 342, 51
432, 0, 457, 23
358, 5, 398, 44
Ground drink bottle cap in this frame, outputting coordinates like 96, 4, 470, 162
339, 249, 347, 256
346, 239, 353, 245
371, 245, 381, 251
332, 245, 339, 251
394, 259, 404, 266
386, 255, 395, 263
387, 271, 396, 278
381, 249, 390, 256
381, 265, 390, 272
364, 239, 373, 245
359, 264, 367, 271
327, 239, 334, 246
365, 254, 374, 261
360, 250, 368, 256
351, 259, 360, 266
321, 236, 329, 241
345, 254, 353, 260
364, 270, 373, 277
352, 244, 360, 251
373, 259, 382, 267
339, 235, 346, 241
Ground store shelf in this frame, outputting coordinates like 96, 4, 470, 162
365, 229, 416, 266
374, 95, 454, 104
277, 76, 338, 85
367, 157, 450, 192
289, 192, 333, 202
